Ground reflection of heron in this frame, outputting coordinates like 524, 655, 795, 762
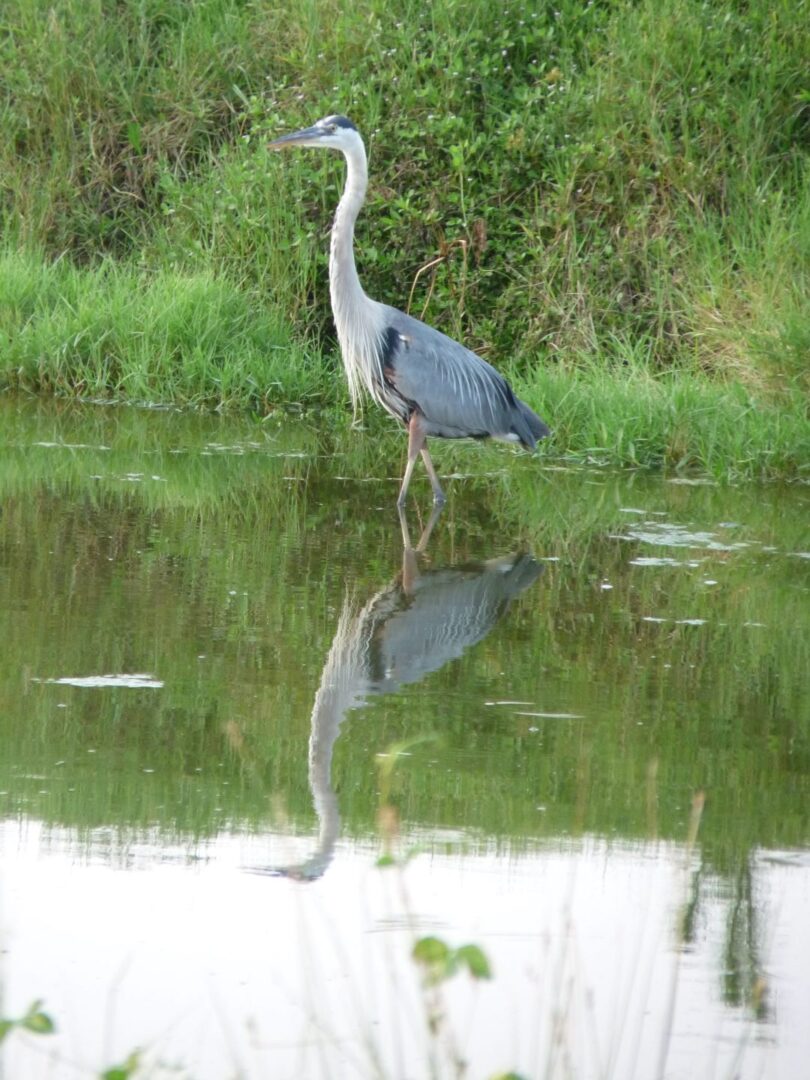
270, 115, 550, 506
268, 515, 542, 880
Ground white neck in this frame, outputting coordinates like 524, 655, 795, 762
329, 138, 368, 310
328, 137, 384, 410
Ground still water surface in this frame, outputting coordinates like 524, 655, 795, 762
1, 397, 808, 1079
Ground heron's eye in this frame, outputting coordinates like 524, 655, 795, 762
328, 123, 338, 133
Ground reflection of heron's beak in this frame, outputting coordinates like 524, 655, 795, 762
245, 862, 327, 882
268, 125, 328, 150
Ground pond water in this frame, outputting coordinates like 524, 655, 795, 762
1, 396, 808, 1079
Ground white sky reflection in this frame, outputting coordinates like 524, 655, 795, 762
1, 821, 809, 1079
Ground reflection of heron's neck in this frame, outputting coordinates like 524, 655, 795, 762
292, 600, 372, 878
330, 139, 383, 412
303, 690, 342, 872
280, 548, 541, 881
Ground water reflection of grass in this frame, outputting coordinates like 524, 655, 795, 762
1, 400, 807, 877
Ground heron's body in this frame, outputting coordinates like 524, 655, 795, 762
270, 114, 550, 504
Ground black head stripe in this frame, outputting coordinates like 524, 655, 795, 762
320, 114, 357, 131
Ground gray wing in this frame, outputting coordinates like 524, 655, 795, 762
366, 554, 543, 692
379, 306, 537, 443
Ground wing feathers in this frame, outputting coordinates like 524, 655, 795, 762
378, 306, 547, 446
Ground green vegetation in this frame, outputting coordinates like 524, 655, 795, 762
0, 1000, 55, 1043
1, 0, 808, 476
1, 998, 141, 1080
0, 252, 327, 407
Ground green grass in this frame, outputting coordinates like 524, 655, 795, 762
1, 0, 808, 476
512, 356, 809, 480
0, 251, 328, 408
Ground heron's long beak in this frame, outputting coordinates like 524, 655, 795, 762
268, 125, 328, 150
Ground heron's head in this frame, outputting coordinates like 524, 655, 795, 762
269, 114, 362, 153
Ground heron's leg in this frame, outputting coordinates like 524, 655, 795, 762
398, 500, 442, 590
397, 502, 413, 549
397, 502, 421, 592
397, 415, 426, 507
415, 501, 444, 553
398, 509, 442, 592
400, 535, 419, 594
420, 445, 446, 506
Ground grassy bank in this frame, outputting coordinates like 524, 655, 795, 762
1, 0, 808, 477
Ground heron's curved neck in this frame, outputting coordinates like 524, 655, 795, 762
330, 139, 370, 319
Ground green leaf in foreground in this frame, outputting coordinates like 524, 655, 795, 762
102, 1050, 141, 1080
413, 937, 493, 985
0, 1000, 56, 1042
21, 1008, 56, 1035
413, 936, 451, 968
455, 943, 493, 980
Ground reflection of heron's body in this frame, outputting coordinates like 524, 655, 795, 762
274, 541, 542, 880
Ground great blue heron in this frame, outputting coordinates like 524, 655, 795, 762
270, 114, 550, 506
